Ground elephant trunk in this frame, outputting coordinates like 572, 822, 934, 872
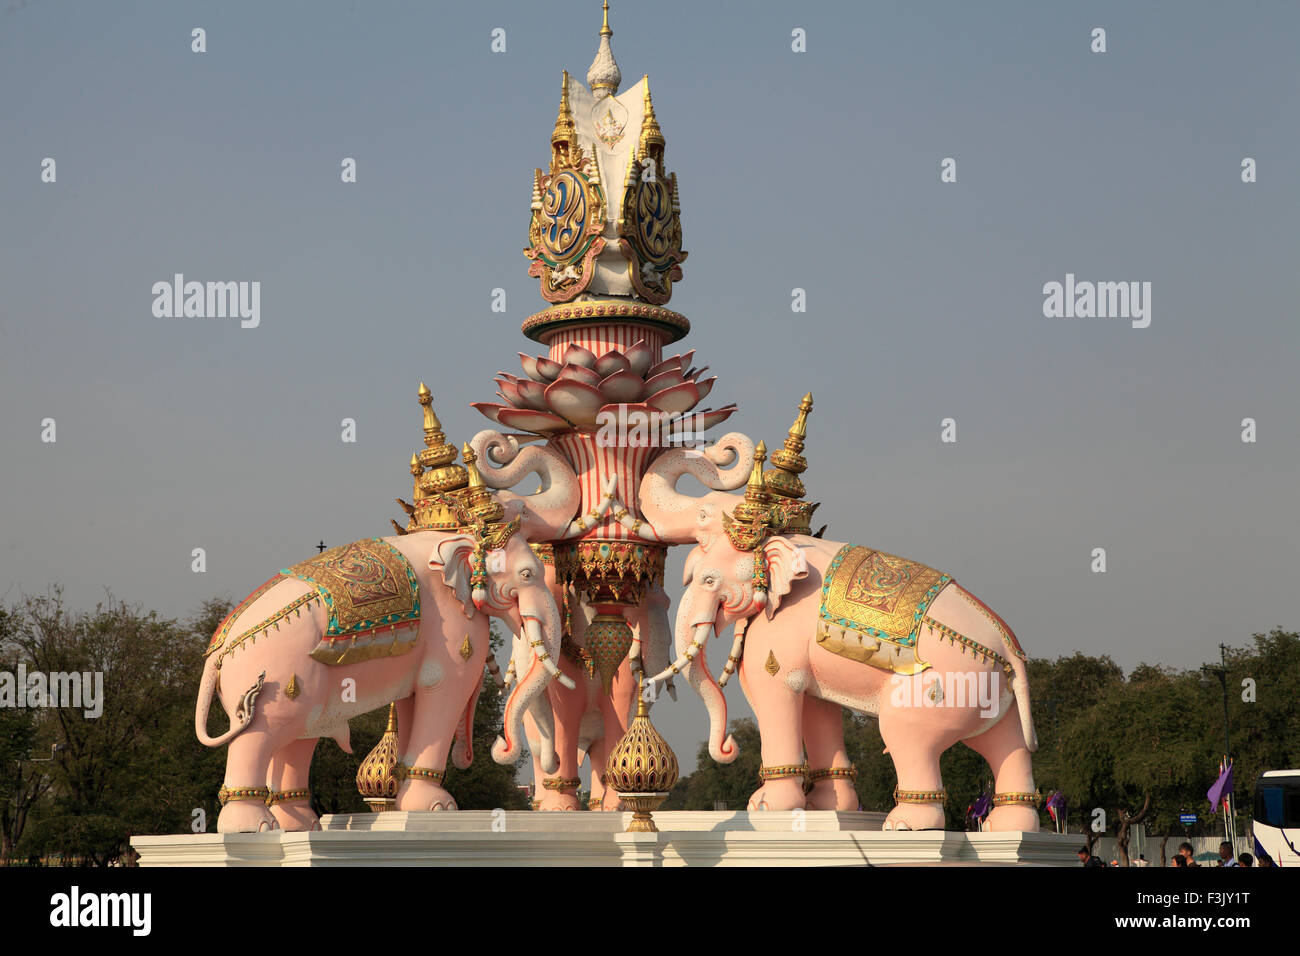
637, 433, 754, 543
669, 594, 736, 764
493, 609, 564, 770
470, 430, 581, 540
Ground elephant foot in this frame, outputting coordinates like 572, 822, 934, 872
217, 800, 281, 833
536, 791, 581, 811
883, 803, 946, 831
395, 779, 458, 812
983, 805, 1039, 832
747, 779, 806, 811
269, 801, 320, 832
806, 779, 858, 811
599, 790, 626, 812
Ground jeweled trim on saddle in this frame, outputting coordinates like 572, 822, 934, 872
205, 575, 285, 658
816, 545, 951, 676
920, 616, 1012, 675
281, 538, 422, 667
215, 591, 319, 669
956, 587, 1027, 662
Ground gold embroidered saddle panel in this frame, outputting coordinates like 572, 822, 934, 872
282, 538, 422, 666
816, 545, 952, 676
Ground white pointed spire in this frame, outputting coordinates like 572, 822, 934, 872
587, 2, 622, 99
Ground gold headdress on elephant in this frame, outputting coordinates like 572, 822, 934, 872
720, 393, 820, 594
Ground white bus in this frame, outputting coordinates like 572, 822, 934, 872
1252, 770, 1300, 866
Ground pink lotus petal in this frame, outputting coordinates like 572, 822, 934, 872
556, 364, 603, 387
471, 402, 508, 426
520, 353, 558, 383
562, 344, 597, 369
625, 340, 654, 377
664, 405, 737, 435
499, 380, 525, 407
643, 367, 687, 393
536, 355, 563, 381
544, 378, 606, 429
645, 380, 702, 415
598, 369, 645, 403
687, 365, 710, 381
644, 355, 683, 379
594, 350, 632, 377
694, 376, 716, 402
514, 379, 549, 411
496, 406, 572, 435
498, 371, 521, 384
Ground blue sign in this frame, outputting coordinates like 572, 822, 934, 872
1179, 813, 1197, 825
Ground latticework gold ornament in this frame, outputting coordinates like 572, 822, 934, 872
605, 684, 678, 832
356, 702, 401, 810
585, 613, 634, 694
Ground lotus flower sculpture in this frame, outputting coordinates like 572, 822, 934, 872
472, 339, 736, 439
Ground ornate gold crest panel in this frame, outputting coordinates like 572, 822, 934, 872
525, 145, 607, 303
618, 167, 685, 305
816, 545, 952, 677
281, 538, 423, 666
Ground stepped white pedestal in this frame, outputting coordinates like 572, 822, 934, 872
131, 811, 1079, 866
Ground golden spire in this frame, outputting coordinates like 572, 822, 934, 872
463, 442, 485, 490
638, 78, 665, 163
552, 70, 576, 162
356, 702, 401, 810
600, 0, 612, 37
767, 392, 812, 499
400, 384, 470, 532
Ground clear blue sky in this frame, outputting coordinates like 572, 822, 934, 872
2, 1, 1297, 770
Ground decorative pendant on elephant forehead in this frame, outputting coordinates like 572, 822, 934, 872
586, 612, 633, 694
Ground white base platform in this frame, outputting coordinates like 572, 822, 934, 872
131, 811, 1079, 866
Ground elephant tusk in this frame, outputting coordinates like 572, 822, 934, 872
647, 622, 711, 685
525, 616, 576, 690
606, 494, 664, 542
717, 619, 748, 688
564, 476, 619, 537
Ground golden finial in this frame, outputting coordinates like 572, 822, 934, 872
418, 382, 442, 435
552, 71, 576, 160
638, 78, 665, 163
605, 674, 679, 831
600, 1, 612, 38
463, 442, 484, 490
747, 440, 768, 499
356, 702, 402, 810
768, 393, 813, 499
588, 4, 621, 98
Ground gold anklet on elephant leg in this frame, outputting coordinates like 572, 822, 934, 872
218, 786, 273, 807
587, 798, 603, 811
267, 788, 311, 805
541, 776, 582, 792
395, 765, 445, 784
991, 790, 1041, 808
758, 764, 810, 783
809, 765, 858, 783
894, 787, 946, 805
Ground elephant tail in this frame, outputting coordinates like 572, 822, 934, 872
1006, 654, 1038, 753
195, 656, 265, 748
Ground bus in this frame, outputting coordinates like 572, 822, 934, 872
1252, 770, 1300, 866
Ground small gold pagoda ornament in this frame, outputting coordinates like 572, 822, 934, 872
605, 679, 678, 832
356, 702, 401, 812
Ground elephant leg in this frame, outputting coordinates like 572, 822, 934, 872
802, 697, 857, 811
394, 695, 415, 758
217, 732, 282, 832
537, 674, 584, 811
963, 713, 1039, 832
739, 658, 807, 811
394, 685, 460, 812
267, 737, 320, 831
877, 691, 958, 831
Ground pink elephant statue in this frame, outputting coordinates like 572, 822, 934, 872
197, 475, 582, 832
517, 574, 676, 811
640, 422, 1040, 832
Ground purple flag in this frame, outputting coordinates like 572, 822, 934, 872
968, 792, 992, 821
1207, 762, 1234, 808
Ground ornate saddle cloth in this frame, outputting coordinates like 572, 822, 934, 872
816, 545, 952, 676
282, 538, 422, 666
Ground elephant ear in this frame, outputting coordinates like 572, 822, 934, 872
429, 533, 478, 619
762, 536, 809, 619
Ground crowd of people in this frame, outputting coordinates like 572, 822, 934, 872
1075, 842, 1275, 867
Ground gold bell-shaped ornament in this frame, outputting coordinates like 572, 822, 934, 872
356, 702, 401, 811
605, 679, 679, 832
